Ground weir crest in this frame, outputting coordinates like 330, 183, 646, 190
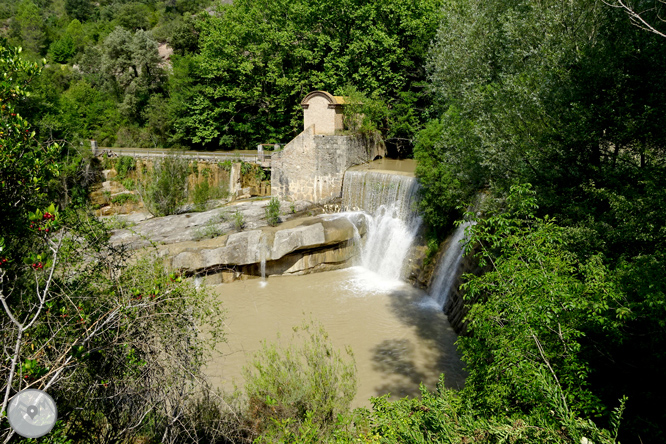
340, 170, 421, 282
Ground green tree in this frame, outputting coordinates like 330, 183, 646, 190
115, 2, 154, 31
49, 34, 75, 63
173, 0, 443, 151
0, 44, 58, 236
65, 18, 86, 51
65, 0, 93, 22
59, 79, 121, 144
101, 27, 165, 123
10, 0, 46, 55
459, 186, 623, 416
423, 3, 666, 438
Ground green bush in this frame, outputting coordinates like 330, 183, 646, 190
115, 155, 136, 179
254, 166, 268, 182
265, 197, 280, 226
111, 193, 139, 205
120, 178, 135, 190
140, 156, 189, 216
192, 179, 211, 212
243, 320, 357, 440
422, 234, 441, 267
365, 374, 622, 444
233, 210, 245, 231
218, 160, 232, 172
193, 213, 226, 240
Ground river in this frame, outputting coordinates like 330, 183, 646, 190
205, 266, 465, 408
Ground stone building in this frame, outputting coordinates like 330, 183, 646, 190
301, 90, 346, 135
271, 91, 386, 204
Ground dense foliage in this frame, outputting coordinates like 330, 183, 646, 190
1, 0, 212, 148
414, 0, 666, 442
1, 41, 226, 444
174, 0, 441, 154
2, 0, 441, 154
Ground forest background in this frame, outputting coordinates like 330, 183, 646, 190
2, 0, 666, 442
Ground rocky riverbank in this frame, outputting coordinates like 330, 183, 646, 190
104, 199, 369, 283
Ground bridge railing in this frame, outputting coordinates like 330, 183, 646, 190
97, 147, 273, 164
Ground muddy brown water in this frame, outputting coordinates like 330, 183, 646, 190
205, 267, 465, 408
347, 158, 417, 176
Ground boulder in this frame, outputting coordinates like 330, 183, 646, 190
168, 214, 365, 276
271, 223, 326, 260
201, 230, 263, 266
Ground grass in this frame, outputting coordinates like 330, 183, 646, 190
111, 193, 139, 205
102, 216, 136, 230
193, 212, 229, 240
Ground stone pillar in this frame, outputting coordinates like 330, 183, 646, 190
257, 144, 264, 162
91, 139, 98, 157
229, 162, 242, 198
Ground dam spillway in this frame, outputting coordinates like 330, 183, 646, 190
340, 163, 421, 282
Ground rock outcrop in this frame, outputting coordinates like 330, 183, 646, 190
168, 213, 367, 280
107, 199, 312, 250
106, 200, 367, 282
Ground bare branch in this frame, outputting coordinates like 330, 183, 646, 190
605, 0, 666, 38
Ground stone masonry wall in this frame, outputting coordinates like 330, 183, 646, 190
271, 125, 385, 203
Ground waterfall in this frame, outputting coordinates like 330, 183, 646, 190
259, 233, 269, 287
341, 170, 421, 281
342, 171, 420, 224
429, 222, 472, 308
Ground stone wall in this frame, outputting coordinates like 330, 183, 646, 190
271, 126, 386, 204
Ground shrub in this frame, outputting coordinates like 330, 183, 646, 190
115, 155, 136, 179
111, 193, 139, 205
101, 215, 136, 230
120, 178, 135, 190
243, 320, 357, 440
192, 179, 211, 212
193, 214, 226, 240
219, 160, 232, 172
140, 155, 189, 216
191, 179, 230, 212
254, 166, 268, 182
233, 210, 245, 231
265, 197, 280, 226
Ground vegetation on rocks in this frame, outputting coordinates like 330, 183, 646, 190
138, 155, 189, 216
265, 197, 280, 227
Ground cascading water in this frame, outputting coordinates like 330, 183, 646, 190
428, 222, 472, 308
259, 234, 269, 287
340, 170, 421, 282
